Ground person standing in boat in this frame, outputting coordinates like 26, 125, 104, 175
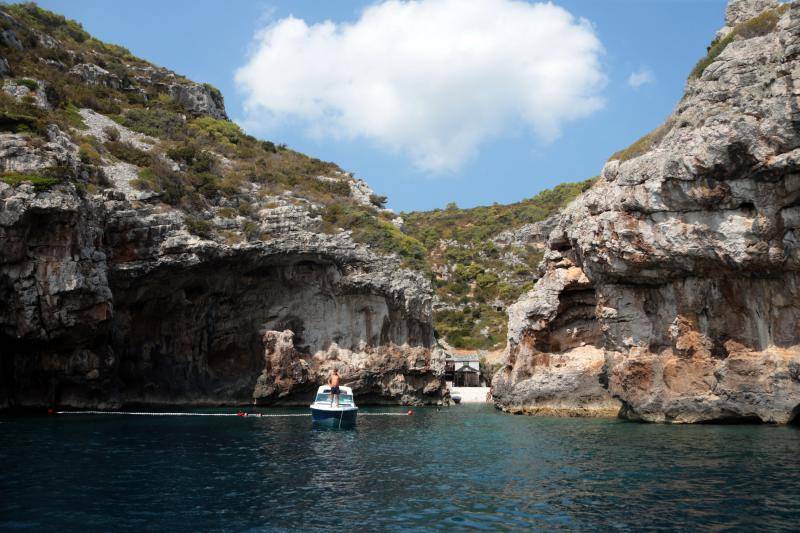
328, 369, 341, 407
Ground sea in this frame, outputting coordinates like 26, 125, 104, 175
2, 404, 799, 531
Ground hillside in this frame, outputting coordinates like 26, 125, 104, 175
0, 2, 600, 353
0, 3, 446, 408
403, 179, 594, 349
0, 3, 424, 268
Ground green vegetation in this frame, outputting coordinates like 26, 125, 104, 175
189, 117, 244, 146
435, 307, 509, 350
313, 177, 351, 197
322, 204, 428, 272
184, 215, 213, 238
105, 141, 150, 166
78, 142, 101, 165
16, 78, 39, 91
0, 3, 364, 225
404, 178, 594, 349
404, 179, 594, 248
166, 143, 216, 173
131, 159, 191, 206
115, 108, 186, 138
480, 356, 503, 385
1, 167, 68, 191
62, 104, 86, 129
690, 4, 790, 79
4, 3, 91, 43
608, 119, 673, 162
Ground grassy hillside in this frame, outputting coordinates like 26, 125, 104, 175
0, 3, 425, 268
0, 3, 596, 350
403, 179, 595, 349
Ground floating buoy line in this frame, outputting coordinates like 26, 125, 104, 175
52, 410, 413, 417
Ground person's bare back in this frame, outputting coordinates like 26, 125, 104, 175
328, 369, 341, 406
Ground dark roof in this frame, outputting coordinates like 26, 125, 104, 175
446, 355, 481, 362
455, 366, 479, 373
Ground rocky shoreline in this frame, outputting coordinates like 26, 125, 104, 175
3, 1, 799, 422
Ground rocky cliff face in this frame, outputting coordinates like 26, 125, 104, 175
1, 180, 444, 408
494, 0, 800, 423
0, 5, 446, 409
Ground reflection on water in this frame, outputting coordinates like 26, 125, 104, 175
2, 405, 800, 530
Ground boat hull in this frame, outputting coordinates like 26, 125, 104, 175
310, 406, 358, 426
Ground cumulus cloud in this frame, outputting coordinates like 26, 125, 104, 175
627, 68, 654, 89
235, 0, 606, 172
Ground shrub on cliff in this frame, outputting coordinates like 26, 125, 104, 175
690, 4, 790, 79
184, 215, 213, 238
608, 118, 674, 162
104, 140, 151, 167
6, 2, 91, 43
370, 193, 388, 208
66, 85, 121, 115
322, 204, 428, 272
132, 159, 190, 206
312, 178, 351, 197
166, 143, 217, 173
190, 117, 243, 145
15, 78, 38, 91
115, 108, 185, 139
1, 166, 69, 191
78, 142, 101, 165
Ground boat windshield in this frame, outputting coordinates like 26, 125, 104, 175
314, 393, 354, 405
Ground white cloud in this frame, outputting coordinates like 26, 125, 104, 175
235, 0, 605, 172
627, 68, 654, 89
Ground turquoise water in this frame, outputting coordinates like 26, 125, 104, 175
2, 404, 800, 531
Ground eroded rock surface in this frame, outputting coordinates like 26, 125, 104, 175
0, 174, 446, 408
494, 0, 800, 423
254, 329, 445, 406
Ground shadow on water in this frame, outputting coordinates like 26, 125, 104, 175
697, 415, 768, 425
790, 403, 800, 427
310, 421, 358, 431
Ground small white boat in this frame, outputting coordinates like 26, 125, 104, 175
309, 385, 358, 427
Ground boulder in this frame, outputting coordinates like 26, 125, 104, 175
68, 63, 122, 89
0, 29, 23, 51
2, 78, 49, 109
168, 82, 227, 120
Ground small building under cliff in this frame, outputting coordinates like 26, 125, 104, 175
445, 355, 481, 387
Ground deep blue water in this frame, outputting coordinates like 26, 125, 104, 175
2, 404, 800, 531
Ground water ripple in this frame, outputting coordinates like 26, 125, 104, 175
1, 406, 800, 530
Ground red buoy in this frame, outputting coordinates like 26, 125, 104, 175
407, 410, 413, 416
47, 408, 54, 415
237, 411, 245, 417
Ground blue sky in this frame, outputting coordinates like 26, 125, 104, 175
28, 0, 727, 212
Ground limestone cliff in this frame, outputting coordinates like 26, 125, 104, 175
494, 0, 800, 423
0, 5, 446, 409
